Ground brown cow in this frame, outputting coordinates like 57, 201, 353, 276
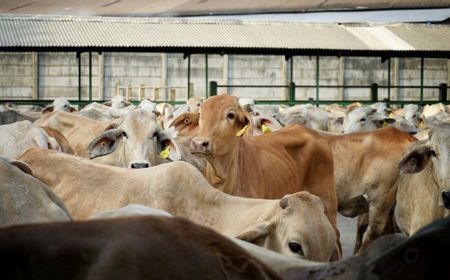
320, 127, 416, 253
190, 94, 339, 257
0, 216, 281, 280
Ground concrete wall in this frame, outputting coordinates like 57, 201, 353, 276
0, 52, 447, 103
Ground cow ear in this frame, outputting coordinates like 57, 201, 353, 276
157, 130, 181, 161
42, 105, 54, 114
398, 143, 435, 174
103, 101, 113, 107
9, 160, 33, 176
87, 129, 124, 159
235, 221, 272, 247
69, 106, 77, 113
237, 109, 253, 136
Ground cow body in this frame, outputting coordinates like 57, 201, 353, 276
0, 216, 281, 280
321, 127, 416, 252
395, 124, 450, 235
0, 157, 71, 226
19, 148, 336, 261
0, 120, 61, 159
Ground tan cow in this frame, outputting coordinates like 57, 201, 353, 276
190, 95, 339, 257
319, 127, 416, 253
19, 148, 336, 261
0, 157, 71, 226
36, 109, 180, 168
0, 120, 62, 159
0, 216, 281, 280
395, 124, 450, 235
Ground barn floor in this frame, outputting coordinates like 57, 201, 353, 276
338, 213, 357, 258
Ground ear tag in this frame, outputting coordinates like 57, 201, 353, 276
383, 120, 388, 128
236, 125, 248, 137
419, 120, 425, 129
159, 146, 171, 159
261, 124, 271, 134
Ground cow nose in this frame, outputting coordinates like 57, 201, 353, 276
130, 162, 149, 169
191, 137, 211, 154
442, 192, 450, 209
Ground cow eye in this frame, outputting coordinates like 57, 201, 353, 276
227, 112, 235, 120
122, 131, 128, 138
288, 242, 304, 255
360, 118, 366, 122
183, 118, 190, 124
153, 131, 158, 138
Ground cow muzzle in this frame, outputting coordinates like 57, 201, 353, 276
190, 137, 212, 155
130, 162, 150, 169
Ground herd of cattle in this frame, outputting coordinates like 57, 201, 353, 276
0, 94, 449, 279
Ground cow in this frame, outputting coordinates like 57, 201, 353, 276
275, 104, 329, 131
0, 106, 40, 125
0, 216, 281, 280
35, 109, 180, 168
0, 157, 71, 227
19, 148, 337, 261
0, 120, 62, 159
343, 107, 396, 134
42, 97, 77, 114
189, 94, 340, 258
395, 123, 450, 235
320, 127, 416, 253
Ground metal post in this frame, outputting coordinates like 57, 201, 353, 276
210, 81, 218, 96
316, 56, 320, 105
187, 55, 191, 99
420, 57, 424, 103
205, 53, 209, 98
387, 57, 391, 102
89, 52, 92, 102
439, 83, 447, 103
288, 81, 296, 105
371, 83, 379, 102
77, 52, 81, 102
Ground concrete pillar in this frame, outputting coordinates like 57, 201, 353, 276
281, 57, 288, 100
222, 55, 229, 94
392, 58, 400, 103
161, 53, 167, 100
447, 59, 450, 86
338, 56, 344, 100
32, 52, 38, 100
98, 52, 104, 100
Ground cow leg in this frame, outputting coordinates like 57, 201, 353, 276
356, 192, 396, 254
353, 213, 369, 254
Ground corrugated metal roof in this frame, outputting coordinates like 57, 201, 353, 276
0, 15, 449, 57
0, 0, 449, 16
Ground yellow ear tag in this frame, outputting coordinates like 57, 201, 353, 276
236, 125, 248, 137
261, 123, 271, 134
419, 120, 425, 128
383, 120, 388, 128
159, 146, 171, 159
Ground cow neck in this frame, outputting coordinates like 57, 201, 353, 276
205, 139, 242, 194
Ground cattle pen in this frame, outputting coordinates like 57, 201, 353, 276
0, 15, 449, 107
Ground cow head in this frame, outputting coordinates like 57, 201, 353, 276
169, 112, 199, 137
343, 107, 395, 133
87, 109, 180, 168
235, 192, 336, 261
191, 95, 252, 156
398, 124, 450, 209
42, 97, 77, 114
